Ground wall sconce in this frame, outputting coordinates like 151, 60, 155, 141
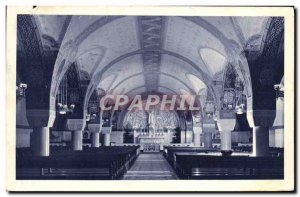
16, 83, 27, 99
274, 84, 284, 99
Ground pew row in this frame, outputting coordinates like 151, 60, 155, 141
16, 146, 140, 180
163, 146, 283, 180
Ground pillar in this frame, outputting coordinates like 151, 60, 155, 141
253, 126, 269, 156
269, 128, 276, 147
26, 109, 55, 156
203, 132, 213, 148
102, 127, 111, 146
202, 122, 215, 148
88, 124, 101, 148
133, 129, 138, 144
217, 118, 236, 156
193, 133, 201, 146
66, 119, 85, 151
32, 127, 50, 156
220, 130, 232, 151
72, 130, 83, 151
91, 132, 100, 148
247, 108, 276, 157
273, 98, 284, 148
193, 127, 202, 147
275, 129, 284, 148
103, 133, 110, 146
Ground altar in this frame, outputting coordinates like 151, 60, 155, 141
138, 134, 165, 152
127, 106, 178, 152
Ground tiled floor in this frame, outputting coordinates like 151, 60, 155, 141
122, 153, 178, 180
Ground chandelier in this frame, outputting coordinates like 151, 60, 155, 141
86, 113, 97, 121
56, 74, 75, 115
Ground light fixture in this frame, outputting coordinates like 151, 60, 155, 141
86, 113, 97, 121
235, 104, 245, 114
86, 114, 91, 121
274, 84, 284, 99
16, 83, 27, 99
56, 74, 75, 115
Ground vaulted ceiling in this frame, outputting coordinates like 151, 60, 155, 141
31, 15, 270, 100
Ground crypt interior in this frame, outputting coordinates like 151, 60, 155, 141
16, 15, 284, 180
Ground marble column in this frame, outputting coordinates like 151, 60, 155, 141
26, 109, 56, 156
202, 123, 215, 148
32, 127, 50, 156
133, 129, 138, 144
193, 127, 202, 147
220, 130, 232, 151
103, 133, 111, 146
269, 128, 276, 147
72, 130, 83, 151
247, 109, 276, 157
102, 127, 112, 146
91, 132, 100, 148
273, 98, 284, 148
217, 118, 236, 156
88, 124, 101, 148
203, 132, 213, 148
253, 126, 269, 156
66, 119, 85, 151
275, 129, 284, 148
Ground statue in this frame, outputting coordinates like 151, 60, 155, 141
148, 110, 156, 136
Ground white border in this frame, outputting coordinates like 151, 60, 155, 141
5, 5, 295, 192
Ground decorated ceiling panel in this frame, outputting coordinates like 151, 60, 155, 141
96, 73, 118, 92
157, 86, 179, 95
159, 74, 191, 94
160, 54, 201, 83
112, 74, 145, 95
186, 73, 207, 95
126, 87, 147, 96
201, 17, 240, 45
104, 54, 144, 90
34, 15, 71, 50
199, 48, 227, 76
76, 46, 106, 75
235, 17, 269, 43
61, 16, 104, 43
164, 16, 226, 77
75, 16, 139, 76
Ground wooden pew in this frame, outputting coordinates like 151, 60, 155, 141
163, 146, 219, 168
174, 154, 283, 179
16, 146, 140, 180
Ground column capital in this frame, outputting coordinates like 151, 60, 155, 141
217, 118, 236, 131
26, 109, 56, 127
66, 119, 85, 131
88, 123, 102, 133
247, 109, 276, 127
101, 126, 112, 134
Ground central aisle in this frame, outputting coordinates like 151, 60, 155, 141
122, 153, 178, 180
